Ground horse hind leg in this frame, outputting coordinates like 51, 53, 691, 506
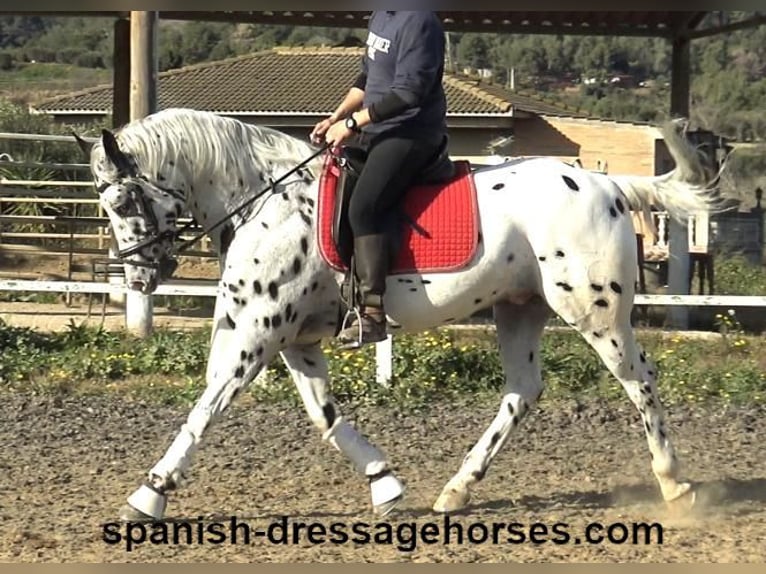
433, 298, 549, 513
542, 273, 694, 507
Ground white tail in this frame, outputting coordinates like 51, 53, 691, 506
608, 119, 727, 225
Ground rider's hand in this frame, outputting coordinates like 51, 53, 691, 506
325, 120, 353, 149
310, 115, 336, 145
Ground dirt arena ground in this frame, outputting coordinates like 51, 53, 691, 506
0, 388, 764, 563
1, 256, 764, 563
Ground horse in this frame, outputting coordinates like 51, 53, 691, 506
80, 108, 722, 522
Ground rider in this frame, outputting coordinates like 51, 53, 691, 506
311, 11, 448, 349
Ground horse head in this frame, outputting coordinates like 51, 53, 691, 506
91, 128, 184, 294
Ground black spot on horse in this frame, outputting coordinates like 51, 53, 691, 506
285, 304, 293, 320
304, 356, 316, 367
538, 256, 547, 262
590, 283, 604, 292
555, 250, 566, 258
305, 197, 315, 208
507, 403, 514, 415
507, 253, 515, 263
263, 317, 271, 329
300, 236, 308, 256
226, 313, 236, 329
228, 284, 239, 294
556, 282, 573, 292
529, 351, 534, 362
489, 432, 501, 449
562, 175, 579, 191
421, 279, 431, 285
640, 352, 647, 363
234, 365, 245, 378
644, 421, 652, 434
240, 350, 247, 361
261, 221, 269, 230
511, 415, 519, 427
611, 339, 619, 348
292, 257, 302, 275
272, 313, 282, 329
299, 212, 312, 226
472, 469, 486, 482
256, 346, 264, 357
609, 206, 618, 218
268, 281, 279, 300
253, 280, 262, 295
594, 299, 609, 308
592, 331, 603, 338
474, 298, 483, 305
410, 288, 418, 292
492, 183, 505, 190
615, 198, 625, 214
322, 403, 336, 428
254, 258, 260, 265
610, 281, 623, 294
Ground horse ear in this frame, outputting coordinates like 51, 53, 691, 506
101, 128, 134, 176
71, 131, 93, 159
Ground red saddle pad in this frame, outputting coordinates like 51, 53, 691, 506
317, 153, 480, 275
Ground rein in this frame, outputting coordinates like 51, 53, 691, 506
174, 142, 330, 254
112, 142, 330, 265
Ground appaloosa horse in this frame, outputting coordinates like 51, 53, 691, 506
81, 108, 721, 521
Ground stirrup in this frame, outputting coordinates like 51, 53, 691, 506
339, 307, 365, 350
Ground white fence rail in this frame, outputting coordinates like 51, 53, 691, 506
1, 279, 765, 386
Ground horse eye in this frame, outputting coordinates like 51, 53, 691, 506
113, 202, 132, 217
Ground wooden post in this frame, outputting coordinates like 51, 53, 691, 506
667, 33, 691, 329
113, 18, 131, 129
375, 335, 393, 386
126, 11, 158, 338
108, 17, 131, 308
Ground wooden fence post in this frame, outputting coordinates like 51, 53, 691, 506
125, 11, 158, 338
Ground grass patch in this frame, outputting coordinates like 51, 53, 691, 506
1, 318, 764, 410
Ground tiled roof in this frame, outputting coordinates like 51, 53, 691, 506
33, 47, 573, 118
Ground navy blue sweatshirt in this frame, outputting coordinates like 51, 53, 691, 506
358, 11, 447, 141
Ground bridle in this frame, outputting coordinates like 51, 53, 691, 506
99, 142, 331, 273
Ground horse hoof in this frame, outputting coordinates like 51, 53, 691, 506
433, 487, 470, 514
371, 473, 405, 517
122, 484, 167, 522
119, 503, 157, 523
666, 484, 696, 517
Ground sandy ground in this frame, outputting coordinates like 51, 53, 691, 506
0, 390, 764, 563
1, 255, 765, 563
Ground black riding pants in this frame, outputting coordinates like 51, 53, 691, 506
348, 134, 443, 237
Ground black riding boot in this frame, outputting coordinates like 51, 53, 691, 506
338, 234, 389, 349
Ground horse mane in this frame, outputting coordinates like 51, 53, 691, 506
90, 108, 321, 192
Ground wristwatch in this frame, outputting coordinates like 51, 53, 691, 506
345, 114, 361, 133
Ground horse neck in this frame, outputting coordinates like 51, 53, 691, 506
181, 150, 321, 251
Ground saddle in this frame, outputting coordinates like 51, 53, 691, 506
316, 137, 480, 316
331, 136, 457, 267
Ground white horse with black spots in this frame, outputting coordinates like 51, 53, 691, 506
81, 108, 722, 521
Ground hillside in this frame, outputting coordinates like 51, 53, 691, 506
1, 13, 765, 189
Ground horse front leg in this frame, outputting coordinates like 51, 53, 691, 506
280, 343, 404, 516
119, 310, 277, 521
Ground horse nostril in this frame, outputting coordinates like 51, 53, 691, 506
129, 281, 145, 292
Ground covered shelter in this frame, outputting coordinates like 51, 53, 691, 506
12, 10, 766, 331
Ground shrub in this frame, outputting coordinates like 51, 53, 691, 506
0, 320, 763, 409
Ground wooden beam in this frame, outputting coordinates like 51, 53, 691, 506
112, 18, 130, 129
688, 13, 766, 39
666, 34, 691, 330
